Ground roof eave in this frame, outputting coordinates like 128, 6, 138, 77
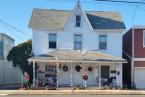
93, 29, 126, 32
132, 25, 145, 29
28, 58, 127, 64
31, 27, 64, 31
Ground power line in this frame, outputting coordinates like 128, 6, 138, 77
0, 22, 26, 41
138, 6, 145, 11
94, 0, 145, 5
131, 5, 138, 26
0, 18, 30, 36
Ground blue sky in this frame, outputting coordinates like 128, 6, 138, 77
0, 0, 145, 45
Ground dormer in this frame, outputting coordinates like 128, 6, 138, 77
73, 0, 83, 28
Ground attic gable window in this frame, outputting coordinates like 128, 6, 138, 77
76, 15, 81, 27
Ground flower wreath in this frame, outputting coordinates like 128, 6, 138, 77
75, 65, 82, 72
63, 65, 68, 72
88, 66, 93, 72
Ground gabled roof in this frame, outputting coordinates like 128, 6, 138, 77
29, 49, 127, 63
29, 9, 72, 29
29, 8, 126, 30
86, 11, 125, 29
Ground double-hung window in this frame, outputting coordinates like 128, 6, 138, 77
99, 35, 107, 50
49, 33, 57, 49
76, 15, 81, 27
74, 34, 82, 50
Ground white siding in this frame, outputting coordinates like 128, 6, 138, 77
0, 60, 22, 85
116, 63, 123, 87
107, 32, 122, 57
32, 7, 123, 57
32, 30, 122, 57
32, 30, 49, 55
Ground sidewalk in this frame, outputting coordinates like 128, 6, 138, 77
1, 90, 145, 95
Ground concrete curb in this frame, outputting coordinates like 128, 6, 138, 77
1, 90, 145, 95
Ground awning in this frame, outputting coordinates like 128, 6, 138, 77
28, 49, 127, 63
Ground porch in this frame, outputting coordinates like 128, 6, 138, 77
28, 49, 127, 88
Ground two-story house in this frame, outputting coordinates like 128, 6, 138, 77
123, 26, 145, 89
0, 33, 22, 86
28, 1, 126, 88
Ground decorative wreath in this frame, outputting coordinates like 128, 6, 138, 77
88, 66, 93, 72
63, 65, 68, 72
75, 65, 82, 72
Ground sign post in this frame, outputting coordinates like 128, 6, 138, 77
24, 72, 30, 82
24, 72, 30, 88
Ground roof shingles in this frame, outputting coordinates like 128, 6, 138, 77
29, 49, 127, 63
29, 8, 126, 30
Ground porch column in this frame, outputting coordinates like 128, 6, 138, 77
116, 63, 123, 87
33, 61, 36, 87
56, 60, 59, 88
84, 64, 87, 87
98, 63, 101, 88
70, 63, 73, 87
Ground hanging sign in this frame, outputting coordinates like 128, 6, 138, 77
83, 75, 88, 81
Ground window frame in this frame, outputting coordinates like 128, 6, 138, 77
75, 15, 81, 27
74, 34, 82, 50
99, 34, 107, 50
48, 33, 57, 49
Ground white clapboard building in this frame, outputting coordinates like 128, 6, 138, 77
28, 1, 126, 88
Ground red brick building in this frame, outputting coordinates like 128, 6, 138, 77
123, 26, 145, 89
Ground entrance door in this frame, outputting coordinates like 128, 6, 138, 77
101, 66, 110, 86
101, 66, 110, 79
74, 65, 83, 86
45, 65, 56, 86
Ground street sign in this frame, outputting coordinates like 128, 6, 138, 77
83, 75, 88, 81
24, 72, 30, 82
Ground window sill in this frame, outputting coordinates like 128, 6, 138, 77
48, 48, 57, 50
99, 49, 107, 51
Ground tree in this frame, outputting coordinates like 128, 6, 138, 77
7, 40, 33, 84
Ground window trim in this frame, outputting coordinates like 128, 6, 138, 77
143, 30, 145, 47
48, 33, 57, 49
75, 15, 81, 27
74, 34, 83, 50
99, 34, 107, 50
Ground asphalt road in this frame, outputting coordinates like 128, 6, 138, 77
1, 95, 145, 97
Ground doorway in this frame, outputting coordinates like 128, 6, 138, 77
101, 65, 110, 86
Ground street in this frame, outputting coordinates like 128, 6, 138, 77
0, 95, 145, 97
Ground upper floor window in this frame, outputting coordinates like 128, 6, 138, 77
143, 31, 145, 47
49, 33, 57, 49
99, 35, 107, 50
74, 34, 82, 50
76, 15, 81, 27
